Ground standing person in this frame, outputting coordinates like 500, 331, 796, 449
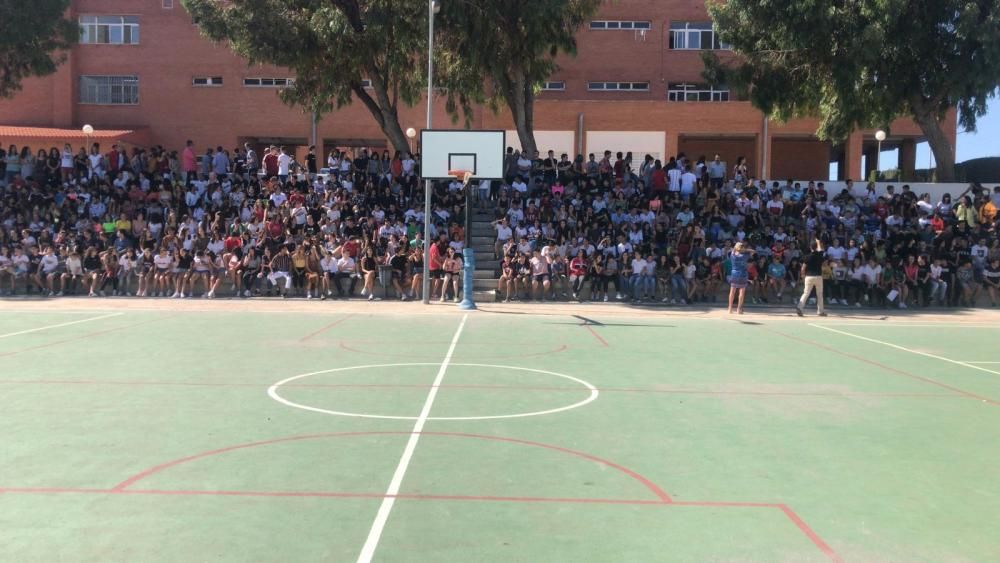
727, 242, 753, 314
277, 146, 291, 183
182, 140, 197, 182
796, 239, 828, 317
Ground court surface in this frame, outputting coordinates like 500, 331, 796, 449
1, 300, 998, 562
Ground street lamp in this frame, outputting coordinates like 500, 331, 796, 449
421, 0, 439, 304
874, 129, 886, 181
405, 127, 416, 154
82, 124, 94, 149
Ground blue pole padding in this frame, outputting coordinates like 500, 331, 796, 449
458, 247, 476, 310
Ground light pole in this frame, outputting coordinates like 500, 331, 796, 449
421, 0, 440, 304
82, 124, 94, 150
405, 127, 417, 155
874, 129, 886, 182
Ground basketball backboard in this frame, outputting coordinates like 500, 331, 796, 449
420, 129, 505, 180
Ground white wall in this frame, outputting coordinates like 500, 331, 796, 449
505, 130, 575, 157
585, 131, 665, 163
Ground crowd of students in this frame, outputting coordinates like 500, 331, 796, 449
2, 141, 999, 310
0, 141, 470, 302
488, 149, 1000, 309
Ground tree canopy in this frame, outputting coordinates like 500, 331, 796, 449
436, 0, 601, 155
182, 0, 427, 153
0, 0, 77, 98
704, 0, 1000, 181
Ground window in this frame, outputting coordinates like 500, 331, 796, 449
590, 20, 651, 31
243, 77, 294, 88
360, 79, 372, 88
192, 76, 223, 87
669, 22, 730, 50
79, 16, 139, 45
79, 75, 139, 105
162, 0, 173, 8
667, 83, 730, 102
541, 81, 565, 91
587, 81, 649, 92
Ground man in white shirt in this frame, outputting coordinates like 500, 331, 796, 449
667, 166, 682, 194
679, 165, 698, 199
493, 218, 512, 258
277, 147, 291, 181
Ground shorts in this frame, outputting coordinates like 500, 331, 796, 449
533, 274, 550, 283
430, 269, 445, 279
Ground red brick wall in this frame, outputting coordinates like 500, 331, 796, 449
0, 0, 953, 171
771, 139, 831, 180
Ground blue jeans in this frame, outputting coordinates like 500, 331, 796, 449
671, 274, 687, 300
618, 273, 631, 295
631, 274, 654, 299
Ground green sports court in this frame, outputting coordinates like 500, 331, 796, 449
1, 300, 997, 562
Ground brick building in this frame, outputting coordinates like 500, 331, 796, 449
0, 0, 955, 182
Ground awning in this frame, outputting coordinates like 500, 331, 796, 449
0, 126, 152, 147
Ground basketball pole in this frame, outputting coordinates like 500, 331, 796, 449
421, 0, 436, 304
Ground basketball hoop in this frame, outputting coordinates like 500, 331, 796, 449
448, 169, 474, 187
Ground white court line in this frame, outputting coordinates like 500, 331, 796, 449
810, 323, 1000, 377
356, 313, 468, 563
809, 322, 1000, 328
963, 361, 1000, 364
0, 313, 123, 339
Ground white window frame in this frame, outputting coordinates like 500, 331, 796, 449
79, 75, 139, 105
162, 0, 173, 8
590, 20, 651, 31
669, 22, 730, 51
243, 77, 295, 88
587, 81, 649, 92
360, 79, 372, 88
541, 81, 565, 91
667, 83, 730, 102
192, 76, 224, 87
79, 16, 140, 45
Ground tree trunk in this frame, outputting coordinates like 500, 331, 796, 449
503, 71, 537, 156
910, 98, 956, 182
353, 80, 412, 155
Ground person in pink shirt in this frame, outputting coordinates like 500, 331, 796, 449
182, 140, 197, 182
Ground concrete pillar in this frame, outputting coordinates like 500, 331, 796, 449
899, 138, 916, 181
843, 131, 864, 182
665, 131, 679, 161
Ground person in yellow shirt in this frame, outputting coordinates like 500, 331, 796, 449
115, 212, 132, 234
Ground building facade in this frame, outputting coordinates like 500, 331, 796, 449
0, 0, 955, 182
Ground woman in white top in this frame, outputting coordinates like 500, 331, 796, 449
61, 144, 74, 181
87, 145, 105, 179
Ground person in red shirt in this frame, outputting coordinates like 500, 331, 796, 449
651, 162, 667, 195
930, 212, 945, 233
106, 144, 121, 179
428, 236, 446, 298
568, 250, 588, 299
182, 140, 197, 182
262, 146, 279, 179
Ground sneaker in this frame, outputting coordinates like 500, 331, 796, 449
172, 292, 180, 298
818, 312, 828, 317
841, 299, 849, 306
99, 291, 106, 297
368, 294, 375, 301
361, 287, 368, 296
306, 293, 312, 299
454, 296, 460, 303
282, 293, 288, 299
899, 302, 908, 309
56, 291, 63, 297
603, 295, 608, 302
776, 292, 782, 299
796, 306, 803, 317
661, 297, 669, 302
244, 290, 251, 297
89, 292, 96, 297
670, 298, 677, 305
321, 294, 327, 300
615, 293, 623, 300
855, 302, 861, 308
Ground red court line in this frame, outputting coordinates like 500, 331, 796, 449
765, 327, 1000, 406
581, 324, 609, 347
0, 315, 172, 359
339, 341, 569, 360
111, 431, 671, 502
0, 487, 839, 560
299, 313, 356, 342
0, 378, 959, 399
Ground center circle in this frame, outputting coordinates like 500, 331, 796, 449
267, 362, 598, 421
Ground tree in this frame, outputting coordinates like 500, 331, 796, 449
703, 0, 1000, 181
182, 0, 426, 153
436, 0, 601, 155
0, 0, 77, 98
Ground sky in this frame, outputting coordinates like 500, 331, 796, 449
867, 97, 1000, 175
